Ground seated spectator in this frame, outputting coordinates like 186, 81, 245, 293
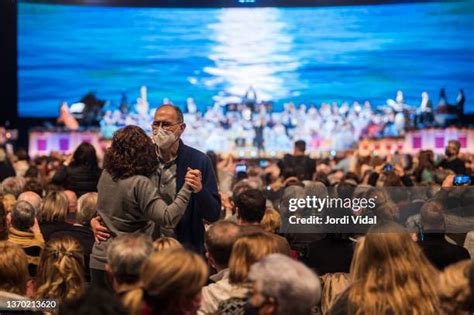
438, 140, 467, 175
438, 260, 473, 314
17, 191, 42, 215
64, 190, 78, 223
0, 241, 29, 305
60, 286, 128, 315
2, 176, 26, 198
8, 201, 45, 276
23, 178, 44, 197
305, 233, 355, 275
247, 254, 321, 315
329, 224, 441, 315
124, 249, 208, 315
261, 208, 281, 233
34, 236, 85, 304
417, 201, 470, 270
38, 191, 72, 241
106, 234, 153, 299
199, 221, 241, 314
153, 236, 183, 252
217, 232, 290, 314
52, 142, 102, 197
50, 192, 97, 281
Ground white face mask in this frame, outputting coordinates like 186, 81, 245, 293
152, 127, 178, 150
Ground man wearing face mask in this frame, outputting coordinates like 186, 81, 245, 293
93, 105, 221, 254
438, 140, 467, 175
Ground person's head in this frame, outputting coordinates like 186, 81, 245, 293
152, 105, 186, 152
153, 237, 182, 252
11, 200, 36, 232
124, 249, 208, 315
0, 241, 29, 295
35, 236, 85, 303
445, 140, 461, 158
70, 142, 99, 170
64, 190, 78, 215
205, 220, 241, 271
229, 232, 286, 284
23, 178, 44, 197
438, 260, 473, 314
349, 224, 440, 315
2, 177, 26, 198
234, 189, 266, 225
59, 286, 128, 315
261, 208, 281, 233
39, 191, 69, 223
17, 191, 42, 215
247, 254, 321, 315
103, 125, 158, 180
76, 192, 97, 225
294, 140, 306, 155
420, 201, 445, 232
106, 234, 153, 289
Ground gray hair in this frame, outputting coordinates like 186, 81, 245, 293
248, 254, 321, 315
12, 201, 36, 231
106, 233, 153, 284
2, 177, 26, 198
17, 191, 42, 216
77, 192, 97, 224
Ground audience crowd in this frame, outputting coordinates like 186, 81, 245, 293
0, 104, 473, 315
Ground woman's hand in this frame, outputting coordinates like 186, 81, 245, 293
91, 216, 111, 244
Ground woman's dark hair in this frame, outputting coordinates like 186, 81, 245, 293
103, 126, 158, 181
70, 142, 99, 171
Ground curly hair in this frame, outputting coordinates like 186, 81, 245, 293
103, 125, 158, 181
35, 236, 85, 303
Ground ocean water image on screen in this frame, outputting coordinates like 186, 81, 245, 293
18, 1, 474, 117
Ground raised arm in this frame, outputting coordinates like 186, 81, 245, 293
136, 177, 192, 228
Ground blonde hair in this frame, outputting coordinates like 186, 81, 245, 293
39, 191, 69, 223
123, 249, 208, 315
35, 236, 85, 303
348, 227, 440, 315
438, 260, 472, 314
153, 237, 183, 252
229, 232, 284, 284
261, 208, 281, 233
76, 192, 97, 224
0, 241, 29, 295
2, 193, 16, 213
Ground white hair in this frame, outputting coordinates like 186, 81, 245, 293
248, 254, 321, 315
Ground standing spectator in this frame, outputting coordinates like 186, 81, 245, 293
38, 191, 72, 241
0, 147, 15, 182
278, 140, 316, 181
417, 201, 470, 270
52, 142, 102, 197
199, 221, 241, 314
247, 254, 321, 315
124, 249, 208, 315
89, 126, 193, 290
8, 201, 45, 276
34, 236, 85, 305
438, 140, 467, 175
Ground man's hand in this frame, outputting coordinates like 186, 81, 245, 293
185, 167, 203, 193
442, 174, 455, 188
91, 216, 111, 244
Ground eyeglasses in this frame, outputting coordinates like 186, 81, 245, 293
151, 121, 182, 130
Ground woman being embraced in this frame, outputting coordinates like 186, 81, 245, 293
89, 125, 194, 287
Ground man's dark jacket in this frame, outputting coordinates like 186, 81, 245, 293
174, 140, 221, 254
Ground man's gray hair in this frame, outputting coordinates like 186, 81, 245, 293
248, 253, 321, 315
12, 201, 36, 231
17, 191, 42, 216
106, 233, 153, 284
2, 177, 26, 198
